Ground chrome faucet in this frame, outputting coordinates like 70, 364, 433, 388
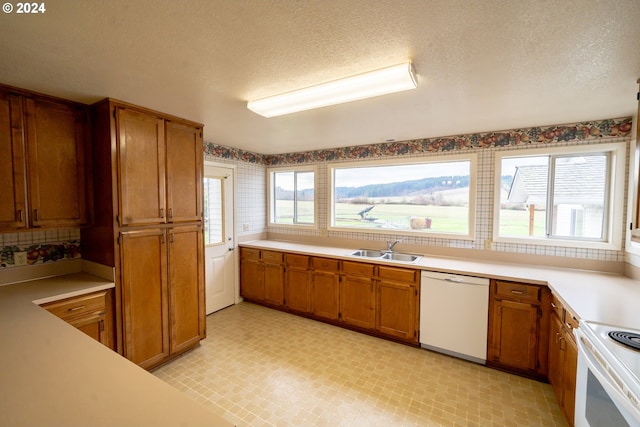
386, 240, 401, 252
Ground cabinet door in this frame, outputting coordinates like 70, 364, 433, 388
116, 107, 166, 226
0, 91, 26, 229
264, 262, 284, 306
311, 271, 339, 320
376, 280, 417, 342
285, 267, 311, 313
563, 334, 578, 427
68, 313, 109, 347
168, 225, 205, 355
24, 97, 88, 227
548, 313, 564, 404
165, 121, 203, 223
120, 229, 169, 369
490, 299, 540, 371
240, 259, 264, 301
340, 275, 375, 329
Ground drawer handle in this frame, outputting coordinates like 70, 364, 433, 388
550, 302, 557, 309
565, 322, 574, 330
68, 305, 85, 312
511, 290, 525, 295
322, 263, 328, 267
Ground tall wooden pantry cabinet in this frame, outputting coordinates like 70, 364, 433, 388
81, 99, 205, 370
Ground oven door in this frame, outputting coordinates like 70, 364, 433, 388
575, 329, 640, 427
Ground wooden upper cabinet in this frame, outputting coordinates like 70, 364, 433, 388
24, 97, 88, 227
0, 85, 90, 231
0, 91, 26, 229
165, 121, 203, 223
115, 107, 203, 226
116, 107, 166, 226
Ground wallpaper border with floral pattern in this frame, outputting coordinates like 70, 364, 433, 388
203, 117, 633, 165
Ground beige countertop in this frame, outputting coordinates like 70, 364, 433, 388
240, 240, 640, 330
0, 272, 233, 427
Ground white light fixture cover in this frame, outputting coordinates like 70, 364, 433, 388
247, 62, 418, 117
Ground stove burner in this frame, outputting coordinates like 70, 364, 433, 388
608, 330, 640, 351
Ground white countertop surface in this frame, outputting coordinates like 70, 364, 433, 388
0, 272, 233, 427
241, 240, 640, 330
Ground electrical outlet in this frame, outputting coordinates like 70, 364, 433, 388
484, 239, 492, 250
242, 224, 249, 231
14, 251, 27, 266
320, 228, 328, 237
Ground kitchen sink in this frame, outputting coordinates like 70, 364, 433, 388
349, 249, 385, 258
381, 252, 421, 262
348, 249, 422, 263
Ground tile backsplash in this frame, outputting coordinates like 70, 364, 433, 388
0, 228, 81, 269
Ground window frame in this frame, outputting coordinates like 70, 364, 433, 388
267, 165, 317, 228
328, 154, 477, 240
493, 142, 626, 250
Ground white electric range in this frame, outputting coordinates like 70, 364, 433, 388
575, 321, 640, 427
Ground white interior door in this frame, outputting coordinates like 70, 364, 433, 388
203, 163, 236, 314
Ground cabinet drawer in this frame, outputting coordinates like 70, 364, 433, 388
240, 247, 260, 260
261, 250, 283, 263
378, 266, 417, 283
495, 281, 540, 302
286, 253, 309, 268
564, 307, 579, 331
312, 257, 339, 272
550, 293, 564, 319
42, 291, 107, 321
342, 261, 374, 276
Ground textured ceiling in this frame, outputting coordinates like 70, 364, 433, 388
1, 0, 639, 154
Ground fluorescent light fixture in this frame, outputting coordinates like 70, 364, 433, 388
247, 62, 418, 117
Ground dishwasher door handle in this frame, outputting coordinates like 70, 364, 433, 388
444, 276, 465, 283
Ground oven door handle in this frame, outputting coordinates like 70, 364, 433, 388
576, 332, 640, 418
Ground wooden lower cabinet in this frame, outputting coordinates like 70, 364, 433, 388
284, 254, 311, 313
311, 258, 340, 320
548, 294, 578, 426
168, 225, 205, 355
487, 280, 550, 380
263, 261, 285, 306
376, 266, 418, 342
239, 248, 284, 306
239, 249, 419, 345
340, 273, 375, 329
41, 289, 114, 349
120, 225, 204, 370
240, 252, 264, 301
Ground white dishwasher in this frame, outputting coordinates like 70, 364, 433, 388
420, 271, 490, 364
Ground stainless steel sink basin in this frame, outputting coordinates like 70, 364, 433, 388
349, 249, 421, 263
349, 249, 384, 258
381, 252, 421, 263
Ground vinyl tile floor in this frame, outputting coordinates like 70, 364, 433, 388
153, 302, 568, 427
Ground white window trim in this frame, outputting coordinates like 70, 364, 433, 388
267, 165, 318, 229
493, 142, 626, 250
328, 154, 477, 240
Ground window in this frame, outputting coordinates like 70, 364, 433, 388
329, 155, 476, 238
495, 143, 626, 249
203, 176, 223, 245
268, 167, 315, 226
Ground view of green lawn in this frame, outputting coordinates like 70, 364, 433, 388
273, 200, 546, 236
